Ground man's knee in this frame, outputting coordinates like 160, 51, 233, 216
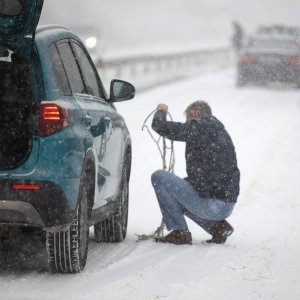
151, 169, 168, 185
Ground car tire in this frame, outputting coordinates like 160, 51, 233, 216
46, 180, 89, 273
236, 76, 247, 87
94, 160, 129, 243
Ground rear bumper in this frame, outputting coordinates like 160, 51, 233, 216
0, 180, 75, 228
238, 63, 299, 83
0, 201, 45, 227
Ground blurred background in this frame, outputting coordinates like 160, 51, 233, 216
39, 0, 300, 51
39, 0, 300, 90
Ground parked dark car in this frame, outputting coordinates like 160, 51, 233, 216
236, 34, 300, 88
0, 0, 135, 273
256, 24, 300, 41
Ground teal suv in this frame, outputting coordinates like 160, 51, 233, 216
0, 0, 135, 273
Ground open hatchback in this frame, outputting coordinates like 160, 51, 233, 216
0, 0, 44, 170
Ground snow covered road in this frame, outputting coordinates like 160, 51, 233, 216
0, 68, 299, 300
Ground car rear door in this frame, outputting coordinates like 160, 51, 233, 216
55, 38, 123, 208
50, 39, 105, 207
71, 40, 125, 207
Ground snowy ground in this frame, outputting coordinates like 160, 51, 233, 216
0, 68, 300, 300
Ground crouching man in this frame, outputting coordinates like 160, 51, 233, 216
151, 101, 240, 245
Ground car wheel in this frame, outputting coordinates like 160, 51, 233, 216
46, 181, 89, 273
236, 76, 247, 87
94, 217, 113, 242
94, 162, 129, 243
112, 163, 129, 242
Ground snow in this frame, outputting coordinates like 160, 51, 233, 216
2, 0, 300, 298
1, 68, 300, 299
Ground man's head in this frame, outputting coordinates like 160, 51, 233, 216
185, 100, 212, 122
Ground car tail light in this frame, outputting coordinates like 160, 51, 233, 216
239, 55, 255, 64
287, 56, 300, 65
39, 104, 70, 137
12, 184, 41, 190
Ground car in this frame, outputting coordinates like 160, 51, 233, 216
256, 24, 300, 41
0, 0, 135, 273
236, 34, 300, 88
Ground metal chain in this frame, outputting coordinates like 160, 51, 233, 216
136, 110, 175, 242
141, 109, 175, 172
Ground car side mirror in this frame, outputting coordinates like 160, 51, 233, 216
109, 79, 135, 102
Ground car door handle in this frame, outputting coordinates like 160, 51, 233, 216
90, 117, 111, 137
102, 116, 111, 128
83, 114, 92, 127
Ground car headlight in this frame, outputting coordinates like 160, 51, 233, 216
85, 37, 97, 49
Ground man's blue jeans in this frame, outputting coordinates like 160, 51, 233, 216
151, 170, 235, 234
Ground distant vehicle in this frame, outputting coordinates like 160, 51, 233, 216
0, 0, 135, 273
236, 34, 300, 88
256, 24, 300, 41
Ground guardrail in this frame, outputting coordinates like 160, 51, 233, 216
98, 47, 234, 91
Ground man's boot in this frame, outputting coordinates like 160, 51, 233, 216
155, 230, 192, 245
206, 220, 234, 244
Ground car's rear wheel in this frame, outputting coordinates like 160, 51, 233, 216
94, 162, 129, 243
236, 74, 247, 87
46, 182, 89, 273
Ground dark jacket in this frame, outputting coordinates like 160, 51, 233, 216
152, 110, 240, 203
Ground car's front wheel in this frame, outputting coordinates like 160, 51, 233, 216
296, 78, 300, 89
94, 162, 129, 243
236, 74, 247, 87
46, 183, 89, 273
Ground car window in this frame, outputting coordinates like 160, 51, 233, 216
57, 42, 85, 95
49, 44, 71, 96
71, 41, 105, 99
249, 38, 297, 49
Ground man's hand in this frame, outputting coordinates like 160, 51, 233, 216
156, 103, 168, 111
